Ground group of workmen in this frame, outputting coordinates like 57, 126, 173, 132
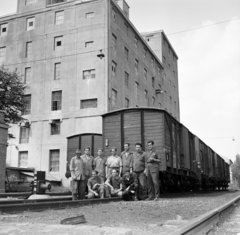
69, 141, 161, 201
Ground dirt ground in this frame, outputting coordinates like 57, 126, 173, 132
1, 191, 240, 234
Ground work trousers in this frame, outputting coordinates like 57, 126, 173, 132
71, 179, 86, 200
87, 185, 109, 199
122, 185, 138, 201
135, 171, 147, 200
147, 163, 160, 199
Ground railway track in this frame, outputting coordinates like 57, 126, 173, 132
163, 194, 240, 235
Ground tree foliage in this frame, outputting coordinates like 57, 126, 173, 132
231, 154, 240, 187
0, 66, 27, 125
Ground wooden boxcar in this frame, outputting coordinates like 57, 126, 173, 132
102, 108, 200, 192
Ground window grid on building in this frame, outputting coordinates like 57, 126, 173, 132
134, 37, 138, 47
143, 47, 147, 58
0, 23, 8, 36
125, 98, 129, 108
85, 41, 94, 48
112, 34, 117, 51
27, 17, 35, 31
54, 63, 61, 80
47, 0, 66, 6
85, 12, 94, 18
19, 151, 28, 168
124, 47, 129, 61
0, 47, 6, 57
151, 57, 154, 68
83, 69, 95, 79
49, 150, 60, 172
51, 120, 61, 135
152, 77, 155, 88
125, 72, 129, 87
112, 8, 117, 21
54, 36, 63, 51
135, 82, 139, 102
135, 59, 139, 73
24, 67, 31, 84
144, 69, 147, 82
52, 91, 62, 111
81, 99, 97, 109
23, 95, 31, 115
111, 89, 117, 109
112, 61, 117, 78
19, 127, 29, 144
55, 11, 64, 25
124, 22, 128, 35
26, 42, 32, 58
158, 66, 161, 75
144, 90, 148, 103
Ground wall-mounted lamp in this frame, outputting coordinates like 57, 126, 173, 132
97, 50, 105, 59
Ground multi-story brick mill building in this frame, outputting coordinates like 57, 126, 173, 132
0, 0, 180, 185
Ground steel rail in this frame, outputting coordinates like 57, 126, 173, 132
0, 197, 122, 214
163, 194, 240, 235
0, 192, 71, 198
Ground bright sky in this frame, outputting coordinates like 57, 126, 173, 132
1, 0, 240, 161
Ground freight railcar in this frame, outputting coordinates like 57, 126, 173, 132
102, 108, 229, 192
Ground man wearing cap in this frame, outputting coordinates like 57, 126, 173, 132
146, 140, 161, 201
81, 147, 94, 197
132, 143, 148, 200
122, 170, 138, 201
93, 148, 106, 180
121, 143, 133, 175
105, 147, 122, 178
69, 149, 85, 200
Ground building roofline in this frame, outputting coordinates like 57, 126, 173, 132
111, 0, 164, 69
141, 29, 179, 60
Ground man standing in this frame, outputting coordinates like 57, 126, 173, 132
132, 143, 148, 200
146, 140, 161, 200
81, 147, 94, 196
93, 148, 106, 179
105, 147, 122, 178
105, 169, 123, 197
122, 170, 138, 201
69, 149, 85, 200
121, 143, 133, 175
87, 170, 109, 199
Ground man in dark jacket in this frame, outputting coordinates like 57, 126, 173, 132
122, 170, 138, 201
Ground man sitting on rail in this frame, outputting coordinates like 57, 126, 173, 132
87, 170, 109, 199
105, 169, 123, 197
122, 170, 138, 201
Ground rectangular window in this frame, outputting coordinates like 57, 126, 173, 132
152, 77, 155, 88
144, 69, 147, 82
144, 90, 148, 103
81, 99, 97, 109
55, 11, 64, 25
124, 22, 128, 35
152, 97, 155, 105
135, 82, 139, 102
83, 69, 95, 79
151, 57, 154, 68
112, 61, 117, 78
27, 17, 35, 31
54, 36, 63, 51
47, 0, 66, 6
125, 72, 129, 87
112, 8, 117, 21
0, 23, 8, 36
24, 67, 31, 84
135, 59, 139, 73
51, 120, 61, 135
0, 47, 6, 58
85, 12, 94, 18
19, 151, 28, 168
54, 63, 61, 80
158, 66, 161, 75
26, 0, 36, 4
85, 41, 94, 48
134, 37, 138, 47
26, 42, 32, 58
49, 150, 60, 172
111, 89, 117, 109
143, 47, 147, 58
19, 126, 29, 144
125, 98, 129, 108
52, 91, 62, 111
23, 95, 31, 115
112, 34, 117, 51
124, 47, 129, 61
